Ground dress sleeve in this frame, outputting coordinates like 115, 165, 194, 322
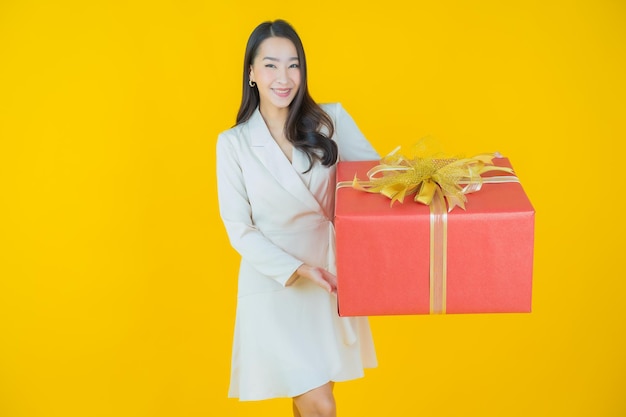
331, 103, 381, 161
216, 133, 303, 287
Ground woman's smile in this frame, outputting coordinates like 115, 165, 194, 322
272, 87, 292, 98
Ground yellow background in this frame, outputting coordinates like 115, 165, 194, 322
1, 1, 624, 416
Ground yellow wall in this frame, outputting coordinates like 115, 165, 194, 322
1, 1, 624, 416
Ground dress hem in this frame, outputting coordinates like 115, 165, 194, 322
228, 365, 377, 402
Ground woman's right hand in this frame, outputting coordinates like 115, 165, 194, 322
295, 264, 337, 294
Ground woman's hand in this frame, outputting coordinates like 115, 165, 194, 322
295, 264, 337, 294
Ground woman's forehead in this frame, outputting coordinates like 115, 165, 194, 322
256, 37, 298, 59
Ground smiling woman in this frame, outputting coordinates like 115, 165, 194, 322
215, 19, 380, 417
250, 38, 300, 113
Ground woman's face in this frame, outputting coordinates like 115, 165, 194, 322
249, 37, 301, 116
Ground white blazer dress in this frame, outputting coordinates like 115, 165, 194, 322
216, 102, 379, 401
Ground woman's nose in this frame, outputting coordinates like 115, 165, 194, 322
276, 67, 288, 83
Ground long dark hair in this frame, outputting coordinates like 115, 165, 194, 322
236, 19, 337, 172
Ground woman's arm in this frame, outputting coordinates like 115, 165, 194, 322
216, 133, 304, 287
331, 103, 380, 162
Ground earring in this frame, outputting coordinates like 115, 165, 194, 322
248, 80, 256, 88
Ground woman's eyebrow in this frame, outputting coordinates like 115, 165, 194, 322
262, 56, 299, 61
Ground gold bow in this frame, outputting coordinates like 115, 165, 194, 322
350, 142, 515, 212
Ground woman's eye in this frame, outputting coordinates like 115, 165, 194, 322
289, 64, 300, 68
265, 64, 276, 68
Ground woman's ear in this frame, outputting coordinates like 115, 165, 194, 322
248, 66, 255, 83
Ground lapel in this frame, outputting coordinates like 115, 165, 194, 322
247, 108, 325, 216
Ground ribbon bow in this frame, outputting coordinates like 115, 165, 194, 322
349, 142, 515, 212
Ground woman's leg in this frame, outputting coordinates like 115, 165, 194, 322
292, 382, 336, 417
292, 400, 302, 417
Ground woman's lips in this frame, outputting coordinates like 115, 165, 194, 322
272, 88, 291, 98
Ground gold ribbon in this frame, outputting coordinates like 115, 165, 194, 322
430, 187, 447, 314
337, 144, 520, 314
341, 145, 516, 212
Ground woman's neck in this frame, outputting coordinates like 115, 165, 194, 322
259, 104, 289, 132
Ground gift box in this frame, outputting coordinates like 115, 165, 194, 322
334, 157, 535, 316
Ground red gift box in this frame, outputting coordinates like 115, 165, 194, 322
334, 158, 535, 316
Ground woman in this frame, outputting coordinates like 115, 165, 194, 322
216, 19, 379, 417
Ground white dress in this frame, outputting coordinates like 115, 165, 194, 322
216, 102, 379, 401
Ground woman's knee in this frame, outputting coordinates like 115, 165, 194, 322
315, 396, 336, 416
296, 398, 336, 417
293, 383, 336, 417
